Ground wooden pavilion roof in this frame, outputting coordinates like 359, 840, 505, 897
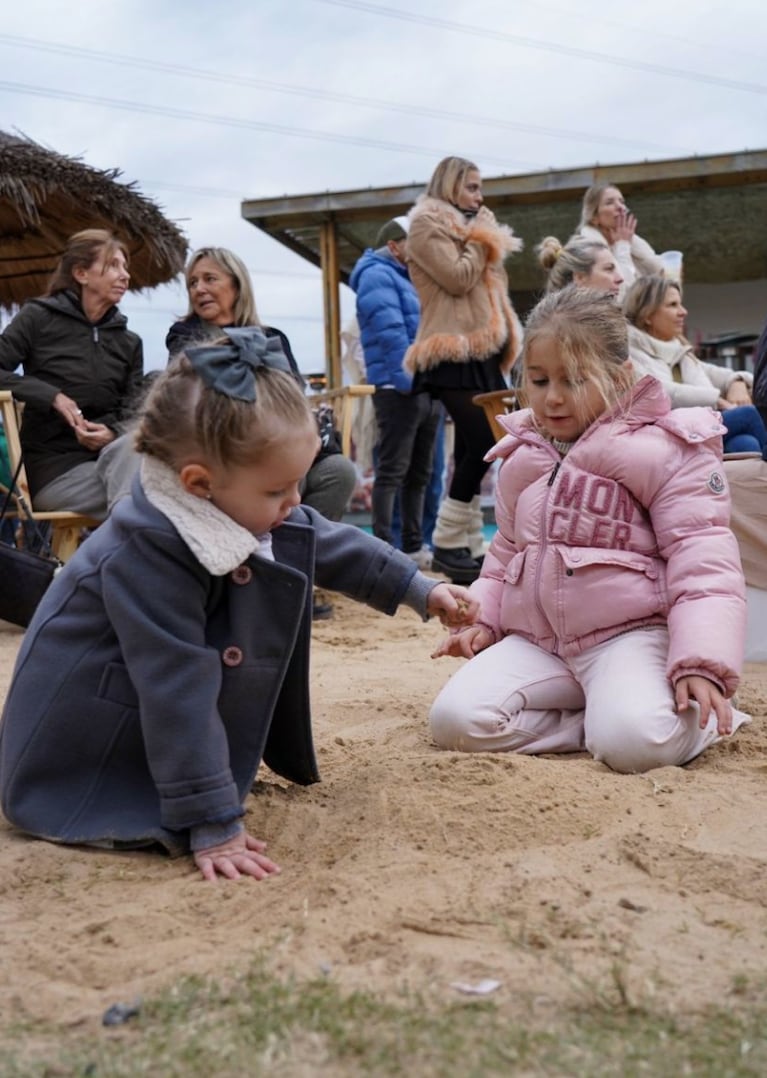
242, 149, 767, 290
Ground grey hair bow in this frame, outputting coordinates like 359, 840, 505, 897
185, 326, 293, 401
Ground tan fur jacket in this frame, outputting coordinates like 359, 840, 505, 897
403, 197, 522, 373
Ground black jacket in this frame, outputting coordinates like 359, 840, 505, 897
0, 292, 144, 493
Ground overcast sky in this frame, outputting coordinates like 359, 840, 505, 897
1, 0, 765, 372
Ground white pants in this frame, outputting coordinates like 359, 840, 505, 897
429, 629, 750, 773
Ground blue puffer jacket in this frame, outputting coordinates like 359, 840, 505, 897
350, 249, 420, 393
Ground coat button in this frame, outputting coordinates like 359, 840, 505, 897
565, 568, 574, 576
222, 646, 243, 667
231, 565, 253, 585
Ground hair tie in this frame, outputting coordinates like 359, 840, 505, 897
185, 326, 292, 402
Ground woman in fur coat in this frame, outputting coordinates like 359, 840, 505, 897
404, 156, 523, 583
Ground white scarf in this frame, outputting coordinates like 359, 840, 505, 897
140, 456, 274, 576
629, 326, 690, 370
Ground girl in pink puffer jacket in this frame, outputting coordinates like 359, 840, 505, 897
431, 286, 750, 773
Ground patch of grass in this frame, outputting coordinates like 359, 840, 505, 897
3, 960, 767, 1077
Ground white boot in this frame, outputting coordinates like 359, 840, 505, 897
467, 495, 486, 561
432, 497, 481, 583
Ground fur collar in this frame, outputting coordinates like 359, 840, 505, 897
408, 195, 522, 258
140, 456, 273, 576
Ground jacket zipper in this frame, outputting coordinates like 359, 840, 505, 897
534, 454, 562, 655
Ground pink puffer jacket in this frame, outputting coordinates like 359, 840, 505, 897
473, 376, 746, 695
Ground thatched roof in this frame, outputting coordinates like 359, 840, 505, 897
0, 131, 188, 310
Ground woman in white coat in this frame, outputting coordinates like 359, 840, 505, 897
577, 183, 663, 296
624, 275, 766, 456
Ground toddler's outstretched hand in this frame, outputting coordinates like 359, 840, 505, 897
194, 831, 282, 882
432, 625, 494, 660
426, 583, 480, 628
675, 676, 733, 736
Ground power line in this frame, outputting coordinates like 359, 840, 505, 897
525, 0, 764, 66
0, 32, 686, 154
313, 0, 767, 97
0, 79, 536, 170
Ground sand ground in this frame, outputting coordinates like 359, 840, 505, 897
1, 593, 766, 1034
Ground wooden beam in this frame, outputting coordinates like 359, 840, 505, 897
242, 150, 767, 231
319, 220, 341, 387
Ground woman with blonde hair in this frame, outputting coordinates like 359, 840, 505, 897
167, 246, 358, 616
624, 275, 766, 455
536, 235, 624, 296
405, 156, 523, 583
577, 183, 663, 294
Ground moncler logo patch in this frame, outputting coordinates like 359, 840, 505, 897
708, 471, 725, 494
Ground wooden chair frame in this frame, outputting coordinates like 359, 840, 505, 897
0, 391, 100, 562
472, 388, 519, 441
309, 384, 375, 457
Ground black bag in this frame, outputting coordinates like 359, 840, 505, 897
0, 461, 61, 628
0, 541, 58, 628
313, 403, 343, 459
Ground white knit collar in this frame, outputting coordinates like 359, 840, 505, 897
140, 456, 273, 576
629, 326, 688, 366
551, 438, 575, 456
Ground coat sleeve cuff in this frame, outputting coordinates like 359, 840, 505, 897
157, 771, 242, 831
671, 667, 727, 696
189, 817, 245, 852
403, 572, 440, 620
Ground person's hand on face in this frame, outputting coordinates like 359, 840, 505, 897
612, 207, 637, 244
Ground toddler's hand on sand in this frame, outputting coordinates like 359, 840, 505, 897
675, 676, 732, 736
194, 831, 282, 882
426, 583, 480, 628
432, 625, 494, 659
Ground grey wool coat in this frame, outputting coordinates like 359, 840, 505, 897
0, 476, 421, 855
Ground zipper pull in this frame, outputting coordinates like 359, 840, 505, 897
547, 461, 561, 487
92, 326, 99, 343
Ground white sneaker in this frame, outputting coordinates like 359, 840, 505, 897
405, 545, 434, 571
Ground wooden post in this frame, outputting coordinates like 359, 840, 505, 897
319, 219, 341, 388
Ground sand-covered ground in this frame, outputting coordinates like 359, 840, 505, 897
1, 592, 766, 1035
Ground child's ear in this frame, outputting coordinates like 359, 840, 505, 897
179, 462, 214, 500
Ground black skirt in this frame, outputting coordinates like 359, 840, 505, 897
412, 347, 507, 396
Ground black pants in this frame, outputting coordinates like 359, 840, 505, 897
439, 389, 497, 503
372, 389, 441, 550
